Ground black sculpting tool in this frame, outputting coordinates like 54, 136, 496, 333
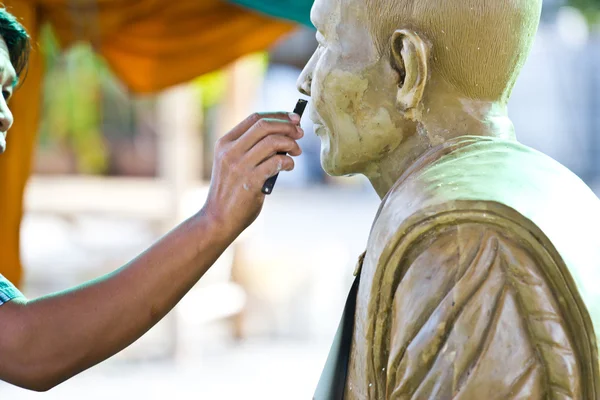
261, 99, 308, 195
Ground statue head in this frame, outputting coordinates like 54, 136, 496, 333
0, 8, 30, 154
297, 0, 542, 189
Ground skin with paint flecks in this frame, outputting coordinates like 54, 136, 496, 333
268, 160, 283, 180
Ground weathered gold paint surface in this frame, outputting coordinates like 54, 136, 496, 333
345, 137, 600, 399
300, 0, 600, 398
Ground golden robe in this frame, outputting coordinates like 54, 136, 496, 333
316, 136, 600, 399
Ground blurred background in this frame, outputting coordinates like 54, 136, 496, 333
0, 0, 599, 398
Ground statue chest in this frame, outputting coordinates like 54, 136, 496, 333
343, 209, 594, 400
344, 217, 403, 399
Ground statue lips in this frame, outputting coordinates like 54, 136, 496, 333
310, 110, 327, 138
314, 123, 326, 137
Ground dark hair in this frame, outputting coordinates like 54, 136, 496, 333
0, 7, 30, 79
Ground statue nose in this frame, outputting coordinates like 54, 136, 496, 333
297, 77, 311, 96
296, 69, 312, 96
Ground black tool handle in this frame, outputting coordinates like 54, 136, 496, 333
261, 99, 308, 195
261, 152, 285, 195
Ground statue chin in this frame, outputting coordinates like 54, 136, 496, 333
318, 131, 368, 177
318, 135, 340, 176
320, 149, 361, 178
320, 155, 341, 177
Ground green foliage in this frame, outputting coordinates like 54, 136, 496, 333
39, 24, 109, 174
37, 22, 270, 175
193, 70, 227, 108
191, 52, 269, 108
567, 0, 600, 25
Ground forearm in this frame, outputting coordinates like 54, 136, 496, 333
8, 211, 233, 391
0, 111, 302, 391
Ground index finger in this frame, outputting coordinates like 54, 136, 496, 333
223, 112, 301, 142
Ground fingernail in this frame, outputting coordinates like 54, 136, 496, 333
289, 113, 300, 123
297, 127, 304, 137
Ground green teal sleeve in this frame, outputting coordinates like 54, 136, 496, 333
0, 274, 23, 305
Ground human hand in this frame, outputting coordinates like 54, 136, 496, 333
201, 112, 303, 238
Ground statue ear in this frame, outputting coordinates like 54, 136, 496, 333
390, 29, 429, 115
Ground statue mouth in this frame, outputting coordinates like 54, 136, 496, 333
314, 123, 328, 138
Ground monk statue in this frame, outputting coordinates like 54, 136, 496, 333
296, 0, 600, 398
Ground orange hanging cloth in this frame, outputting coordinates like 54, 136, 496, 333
40, 0, 295, 93
0, 0, 44, 286
0, 0, 295, 286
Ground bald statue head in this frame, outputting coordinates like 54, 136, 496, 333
365, 0, 542, 101
297, 0, 542, 193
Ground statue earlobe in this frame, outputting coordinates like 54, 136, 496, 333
390, 29, 429, 120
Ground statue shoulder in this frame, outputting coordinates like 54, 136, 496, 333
368, 195, 534, 265
356, 138, 600, 397
364, 204, 599, 399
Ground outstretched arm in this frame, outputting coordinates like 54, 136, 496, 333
0, 112, 303, 392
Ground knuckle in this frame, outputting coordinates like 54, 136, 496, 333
217, 145, 232, 163
282, 137, 295, 150
214, 137, 224, 151
255, 118, 270, 131
275, 154, 288, 167
264, 135, 280, 150
248, 112, 261, 124
284, 126, 297, 137
283, 155, 294, 166
219, 152, 231, 166
215, 137, 230, 154
263, 155, 278, 168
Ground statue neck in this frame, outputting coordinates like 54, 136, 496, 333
366, 95, 516, 199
